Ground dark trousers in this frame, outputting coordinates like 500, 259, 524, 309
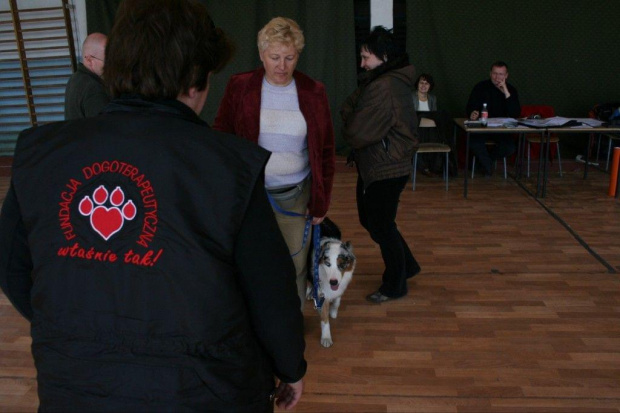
356, 174, 419, 298
470, 134, 516, 175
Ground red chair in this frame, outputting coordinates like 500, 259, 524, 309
520, 105, 563, 177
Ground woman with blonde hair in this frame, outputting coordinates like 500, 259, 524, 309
215, 17, 335, 311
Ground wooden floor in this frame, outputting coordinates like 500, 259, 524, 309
1, 158, 619, 412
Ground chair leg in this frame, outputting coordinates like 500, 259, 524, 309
556, 142, 563, 177
412, 153, 418, 191
471, 157, 476, 179
503, 157, 507, 179
606, 137, 613, 171
445, 152, 449, 191
527, 142, 531, 178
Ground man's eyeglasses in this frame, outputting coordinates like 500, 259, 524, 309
89, 55, 104, 62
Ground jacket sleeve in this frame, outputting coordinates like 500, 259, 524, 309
0, 183, 34, 321
213, 78, 237, 134
233, 178, 306, 383
317, 86, 335, 217
506, 86, 521, 118
341, 79, 394, 149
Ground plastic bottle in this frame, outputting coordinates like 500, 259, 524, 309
480, 103, 488, 127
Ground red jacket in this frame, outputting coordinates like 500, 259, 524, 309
214, 67, 335, 218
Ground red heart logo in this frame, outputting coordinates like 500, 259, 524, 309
91, 206, 124, 240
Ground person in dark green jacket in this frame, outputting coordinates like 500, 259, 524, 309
63, 33, 110, 120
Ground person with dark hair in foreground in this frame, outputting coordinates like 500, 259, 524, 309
0, 1, 305, 411
341, 26, 420, 304
466, 61, 521, 176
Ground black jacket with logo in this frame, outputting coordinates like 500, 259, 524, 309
0, 96, 306, 412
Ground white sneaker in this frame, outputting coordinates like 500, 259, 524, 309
575, 155, 599, 166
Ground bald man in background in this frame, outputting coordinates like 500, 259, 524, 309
64, 33, 110, 119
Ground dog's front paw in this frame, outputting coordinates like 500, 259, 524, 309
320, 321, 333, 348
305, 286, 312, 301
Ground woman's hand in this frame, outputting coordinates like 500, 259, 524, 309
275, 379, 303, 410
346, 150, 356, 167
307, 210, 325, 225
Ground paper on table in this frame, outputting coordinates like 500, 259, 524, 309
518, 116, 573, 127
573, 118, 605, 127
541, 116, 573, 126
486, 117, 518, 127
568, 124, 594, 129
518, 116, 606, 128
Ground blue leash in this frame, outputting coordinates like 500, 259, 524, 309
266, 191, 324, 310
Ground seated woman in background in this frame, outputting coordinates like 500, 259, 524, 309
413, 73, 436, 112
412, 73, 457, 177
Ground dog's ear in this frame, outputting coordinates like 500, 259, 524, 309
343, 241, 353, 252
340, 242, 356, 262
319, 241, 331, 260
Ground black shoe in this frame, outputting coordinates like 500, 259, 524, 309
366, 290, 403, 303
419, 168, 434, 177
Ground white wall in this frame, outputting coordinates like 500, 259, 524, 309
73, 0, 87, 57
370, 0, 393, 30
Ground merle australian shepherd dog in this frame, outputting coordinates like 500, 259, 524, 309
306, 217, 356, 348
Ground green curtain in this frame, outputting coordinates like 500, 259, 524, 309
85, 0, 123, 35
85, 0, 358, 153
406, 0, 619, 118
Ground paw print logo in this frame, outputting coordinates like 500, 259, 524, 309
78, 185, 137, 241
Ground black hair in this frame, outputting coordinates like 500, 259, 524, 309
490, 60, 509, 71
106, 0, 234, 99
416, 73, 435, 91
360, 26, 403, 62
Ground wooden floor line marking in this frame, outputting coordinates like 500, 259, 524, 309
510, 174, 617, 274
